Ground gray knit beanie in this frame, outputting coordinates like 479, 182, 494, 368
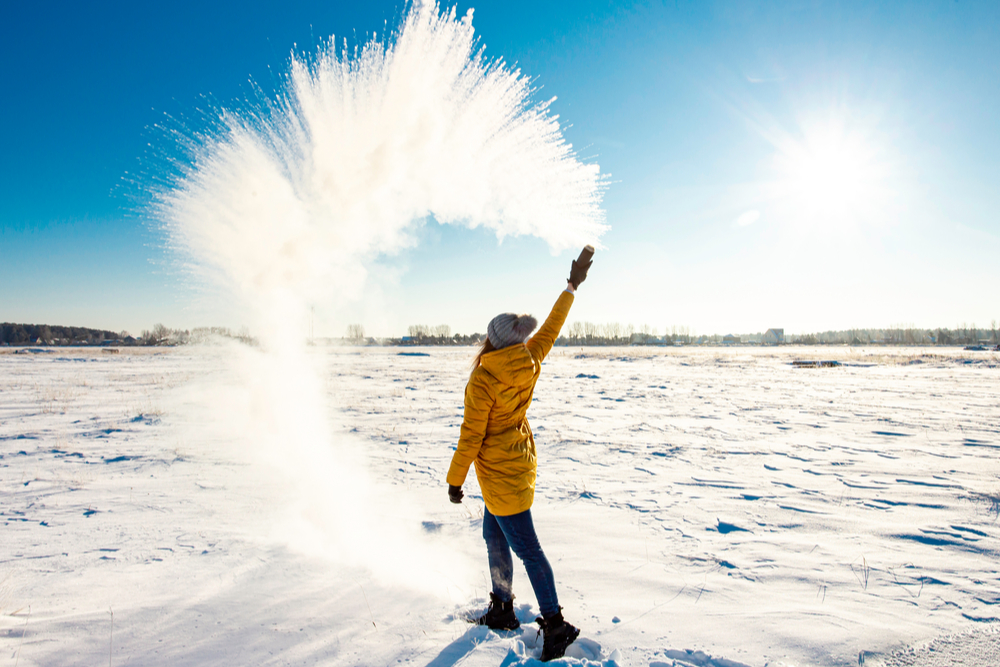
487, 313, 538, 350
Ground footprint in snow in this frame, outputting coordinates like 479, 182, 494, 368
511, 628, 616, 664
447, 603, 620, 665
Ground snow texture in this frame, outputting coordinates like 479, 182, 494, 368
2, 345, 999, 666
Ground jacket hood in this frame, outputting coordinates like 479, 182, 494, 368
480, 344, 537, 387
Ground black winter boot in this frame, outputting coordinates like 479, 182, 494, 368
535, 610, 580, 662
475, 593, 520, 630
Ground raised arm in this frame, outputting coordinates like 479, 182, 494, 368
526, 289, 574, 363
526, 246, 593, 363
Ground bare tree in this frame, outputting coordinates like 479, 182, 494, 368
346, 324, 365, 343
152, 323, 170, 344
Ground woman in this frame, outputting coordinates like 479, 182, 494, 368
446, 250, 592, 662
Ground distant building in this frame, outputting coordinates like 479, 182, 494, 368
722, 334, 740, 345
762, 328, 784, 345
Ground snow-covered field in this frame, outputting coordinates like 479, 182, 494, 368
2, 345, 999, 666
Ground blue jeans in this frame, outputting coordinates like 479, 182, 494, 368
482, 507, 559, 618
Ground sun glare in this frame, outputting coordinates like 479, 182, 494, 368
770, 119, 891, 226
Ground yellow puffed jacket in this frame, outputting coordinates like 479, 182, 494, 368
447, 290, 574, 516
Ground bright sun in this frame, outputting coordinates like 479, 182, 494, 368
770, 119, 890, 225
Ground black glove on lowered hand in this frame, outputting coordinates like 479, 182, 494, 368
448, 484, 464, 504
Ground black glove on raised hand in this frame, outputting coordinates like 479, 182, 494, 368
568, 245, 594, 289
448, 484, 464, 504
569, 257, 592, 289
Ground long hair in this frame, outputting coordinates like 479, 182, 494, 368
470, 337, 496, 379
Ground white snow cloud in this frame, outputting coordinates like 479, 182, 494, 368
153, 2, 606, 593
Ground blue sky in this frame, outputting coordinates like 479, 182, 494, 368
2, 1, 998, 337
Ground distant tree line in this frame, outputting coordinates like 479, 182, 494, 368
1, 323, 256, 347
341, 320, 999, 347
555, 322, 695, 346
405, 324, 485, 345
9, 320, 995, 349
549, 322, 998, 347
139, 324, 257, 346
341, 324, 484, 346
782, 323, 998, 346
340, 322, 696, 346
1, 323, 127, 346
